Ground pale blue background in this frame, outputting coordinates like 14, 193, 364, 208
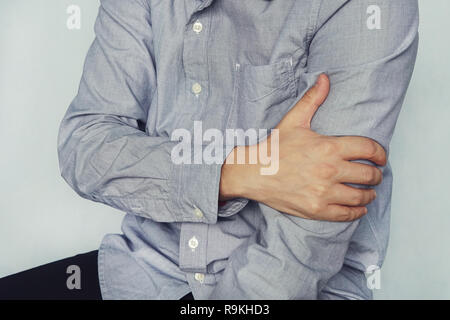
0, 0, 448, 299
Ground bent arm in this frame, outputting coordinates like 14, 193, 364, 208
58, 0, 240, 224
209, 0, 419, 299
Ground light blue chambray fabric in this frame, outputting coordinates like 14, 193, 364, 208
57, 0, 418, 299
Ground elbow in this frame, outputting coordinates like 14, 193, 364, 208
58, 148, 101, 200
56, 116, 102, 199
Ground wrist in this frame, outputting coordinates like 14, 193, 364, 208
219, 145, 261, 201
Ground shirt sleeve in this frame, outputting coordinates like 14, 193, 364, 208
209, 0, 418, 299
57, 0, 243, 224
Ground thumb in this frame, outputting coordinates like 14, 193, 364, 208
278, 74, 330, 129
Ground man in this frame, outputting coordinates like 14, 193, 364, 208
0, 0, 418, 299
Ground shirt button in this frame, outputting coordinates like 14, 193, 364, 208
192, 20, 203, 34
194, 273, 205, 283
192, 82, 202, 95
188, 236, 199, 250
194, 207, 204, 218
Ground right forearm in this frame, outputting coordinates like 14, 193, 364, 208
58, 115, 179, 221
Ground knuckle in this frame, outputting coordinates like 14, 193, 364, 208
318, 140, 337, 155
311, 184, 327, 198
341, 207, 360, 222
377, 169, 383, 184
344, 211, 356, 221
314, 163, 338, 179
350, 190, 364, 206
303, 89, 316, 104
308, 199, 324, 215
378, 147, 387, 165
373, 168, 382, 184
350, 207, 365, 220
363, 167, 377, 184
338, 209, 352, 222
363, 139, 378, 159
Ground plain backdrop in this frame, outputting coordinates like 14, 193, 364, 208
0, 0, 449, 299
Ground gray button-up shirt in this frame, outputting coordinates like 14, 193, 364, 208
57, 0, 419, 299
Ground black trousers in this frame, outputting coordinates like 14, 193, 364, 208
0, 250, 194, 300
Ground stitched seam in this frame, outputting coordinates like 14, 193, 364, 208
245, 79, 293, 103
366, 212, 384, 266
224, 63, 241, 129
305, 0, 323, 51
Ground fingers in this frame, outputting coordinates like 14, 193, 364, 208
298, 74, 330, 126
328, 184, 377, 207
323, 204, 368, 222
337, 161, 383, 185
289, 201, 369, 222
336, 136, 387, 166
278, 74, 330, 129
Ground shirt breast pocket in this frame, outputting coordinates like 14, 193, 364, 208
234, 56, 298, 131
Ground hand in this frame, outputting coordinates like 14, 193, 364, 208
219, 74, 386, 222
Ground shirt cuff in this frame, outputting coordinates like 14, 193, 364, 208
168, 144, 248, 223
218, 198, 249, 218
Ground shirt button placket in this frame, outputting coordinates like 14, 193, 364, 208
191, 19, 203, 98
179, 225, 208, 273
182, 12, 209, 107
191, 18, 203, 98
178, 9, 211, 276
